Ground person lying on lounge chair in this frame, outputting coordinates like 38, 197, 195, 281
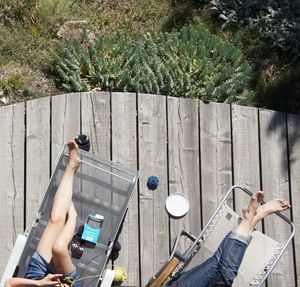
5, 141, 81, 287
169, 191, 290, 287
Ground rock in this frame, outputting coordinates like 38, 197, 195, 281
0, 96, 9, 105
57, 20, 89, 41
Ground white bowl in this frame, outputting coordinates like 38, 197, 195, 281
166, 193, 190, 218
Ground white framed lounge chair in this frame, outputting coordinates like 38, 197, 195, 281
146, 185, 295, 287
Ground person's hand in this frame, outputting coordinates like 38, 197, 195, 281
38, 274, 62, 286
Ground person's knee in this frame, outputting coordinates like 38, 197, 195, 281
52, 239, 68, 256
49, 211, 65, 225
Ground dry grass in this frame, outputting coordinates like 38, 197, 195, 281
0, 63, 59, 105
0, 0, 172, 104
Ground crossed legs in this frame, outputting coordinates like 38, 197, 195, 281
172, 192, 291, 287
36, 141, 80, 274
237, 191, 290, 237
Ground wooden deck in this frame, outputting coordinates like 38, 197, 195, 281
0, 92, 299, 286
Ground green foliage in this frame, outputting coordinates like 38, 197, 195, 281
54, 24, 254, 104
208, 0, 300, 59
0, 74, 26, 96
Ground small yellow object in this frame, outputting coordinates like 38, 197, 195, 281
114, 266, 128, 282
63, 277, 75, 286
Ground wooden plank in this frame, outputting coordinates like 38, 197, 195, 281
51, 93, 80, 167
81, 92, 111, 159
231, 105, 261, 224
80, 91, 111, 202
81, 91, 112, 271
138, 93, 169, 286
111, 92, 139, 286
231, 105, 265, 286
287, 114, 300, 286
0, 103, 25, 274
200, 101, 232, 224
51, 93, 81, 258
167, 97, 201, 254
26, 97, 50, 228
259, 109, 295, 287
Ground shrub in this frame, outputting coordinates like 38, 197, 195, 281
54, 24, 255, 104
208, 0, 300, 59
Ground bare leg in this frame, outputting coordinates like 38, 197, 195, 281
37, 141, 80, 262
52, 202, 78, 274
51, 141, 80, 220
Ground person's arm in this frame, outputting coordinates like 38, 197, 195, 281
5, 274, 63, 287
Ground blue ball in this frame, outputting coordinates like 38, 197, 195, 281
147, 176, 159, 190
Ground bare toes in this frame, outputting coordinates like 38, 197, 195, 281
68, 140, 78, 150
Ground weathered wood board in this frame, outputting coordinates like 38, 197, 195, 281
25, 97, 50, 228
231, 104, 263, 233
0, 103, 25, 274
287, 114, 300, 286
200, 101, 232, 223
138, 93, 169, 286
81, 92, 111, 159
112, 92, 139, 286
167, 97, 201, 257
51, 93, 80, 168
259, 109, 295, 287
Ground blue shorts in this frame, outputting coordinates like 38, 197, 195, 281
25, 251, 81, 287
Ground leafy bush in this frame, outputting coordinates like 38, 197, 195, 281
54, 24, 254, 104
208, 0, 300, 59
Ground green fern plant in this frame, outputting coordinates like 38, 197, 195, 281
53, 23, 254, 104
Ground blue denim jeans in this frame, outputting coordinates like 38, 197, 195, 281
171, 231, 252, 287
25, 251, 81, 287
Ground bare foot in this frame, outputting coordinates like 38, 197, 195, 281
238, 195, 290, 236
242, 191, 264, 220
238, 191, 264, 235
67, 140, 81, 169
251, 198, 291, 227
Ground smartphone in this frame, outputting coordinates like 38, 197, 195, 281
81, 214, 104, 244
